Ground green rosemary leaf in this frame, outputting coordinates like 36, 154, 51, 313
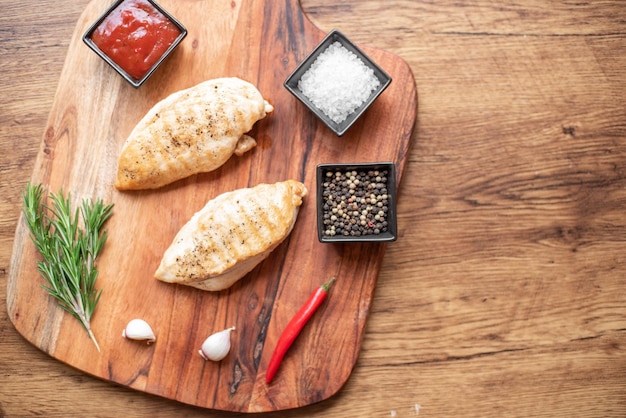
22, 182, 114, 352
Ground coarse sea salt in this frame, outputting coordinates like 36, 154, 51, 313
298, 41, 380, 124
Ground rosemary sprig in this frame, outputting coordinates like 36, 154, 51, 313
22, 183, 114, 352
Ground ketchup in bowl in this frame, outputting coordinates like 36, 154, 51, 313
84, 0, 186, 87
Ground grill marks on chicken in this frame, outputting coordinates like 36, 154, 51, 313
115, 77, 273, 190
155, 180, 307, 291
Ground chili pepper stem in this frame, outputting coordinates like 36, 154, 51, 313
320, 276, 336, 293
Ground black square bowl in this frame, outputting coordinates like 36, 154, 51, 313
284, 29, 392, 136
317, 162, 397, 243
83, 0, 187, 88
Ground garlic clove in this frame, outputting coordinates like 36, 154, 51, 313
198, 326, 235, 361
122, 319, 156, 344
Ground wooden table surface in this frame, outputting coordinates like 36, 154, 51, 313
1, 0, 625, 416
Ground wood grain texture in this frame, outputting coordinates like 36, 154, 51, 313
5, 0, 416, 413
2, 0, 626, 417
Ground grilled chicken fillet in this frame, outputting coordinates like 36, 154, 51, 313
155, 180, 307, 291
115, 77, 273, 190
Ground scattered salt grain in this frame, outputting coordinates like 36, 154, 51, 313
298, 41, 381, 124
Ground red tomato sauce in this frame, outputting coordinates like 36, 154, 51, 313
91, 0, 181, 80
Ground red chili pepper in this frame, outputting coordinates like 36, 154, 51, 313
265, 277, 336, 384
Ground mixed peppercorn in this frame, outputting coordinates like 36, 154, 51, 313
321, 168, 390, 237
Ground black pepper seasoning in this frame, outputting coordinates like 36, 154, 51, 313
321, 168, 391, 237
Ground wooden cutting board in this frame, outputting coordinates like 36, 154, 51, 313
7, 0, 417, 412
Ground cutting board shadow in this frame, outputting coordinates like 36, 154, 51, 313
7, 0, 417, 412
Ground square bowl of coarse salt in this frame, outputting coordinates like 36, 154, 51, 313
316, 162, 397, 243
284, 29, 392, 136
